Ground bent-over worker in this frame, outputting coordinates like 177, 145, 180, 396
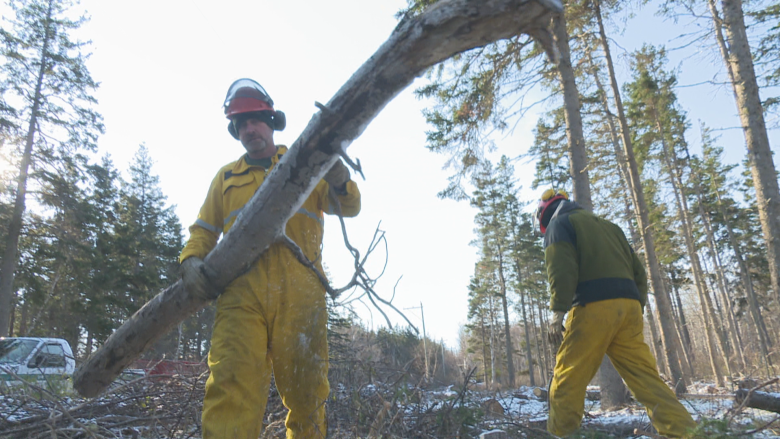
538, 188, 695, 438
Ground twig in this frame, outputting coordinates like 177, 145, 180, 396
284, 185, 421, 334
738, 414, 780, 436
0, 366, 99, 439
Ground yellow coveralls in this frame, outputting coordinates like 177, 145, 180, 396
548, 299, 697, 438
180, 146, 361, 439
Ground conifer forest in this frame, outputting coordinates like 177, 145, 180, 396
2, 0, 780, 437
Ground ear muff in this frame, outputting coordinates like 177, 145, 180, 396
228, 121, 239, 139
273, 111, 286, 131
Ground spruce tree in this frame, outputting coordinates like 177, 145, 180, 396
0, 0, 103, 336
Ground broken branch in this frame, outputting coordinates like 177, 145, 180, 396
73, 0, 561, 398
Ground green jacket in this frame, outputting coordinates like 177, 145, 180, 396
544, 201, 648, 312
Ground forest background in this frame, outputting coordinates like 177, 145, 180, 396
1, 0, 780, 391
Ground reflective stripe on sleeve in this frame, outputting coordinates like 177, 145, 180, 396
195, 218, 221, 234
224, 207, 244, 227
297, 207, 324, 226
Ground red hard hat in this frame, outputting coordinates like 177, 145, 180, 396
223, 78, 274, 119
535, 188, 569, 234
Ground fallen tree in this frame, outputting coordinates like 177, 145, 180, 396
735, 389, 780, 414
73, 0, 562, 398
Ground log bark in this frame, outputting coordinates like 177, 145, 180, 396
735, 390, 780, 414
72, 0, 562, 398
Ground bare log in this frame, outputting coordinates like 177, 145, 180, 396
735, 390, 780, 414
73, 0, 562, 398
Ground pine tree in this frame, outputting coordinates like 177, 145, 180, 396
471, 158, 516, 386
0, 0, 103, 336
625, 46, 732, 384
113, 145, 185, 357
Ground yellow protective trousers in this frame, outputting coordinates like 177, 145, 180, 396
548, 298, 696, 438
202, 245, 329, 439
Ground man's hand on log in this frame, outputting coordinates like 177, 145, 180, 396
180, 257, 220, 300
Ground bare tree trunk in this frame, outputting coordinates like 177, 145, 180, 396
670, 280, 695, 371
553, 8, 628, 408
531, 297, 548, 382
481, 316, 490, 384
520, 289, 535, 387
553, 12, 591, 207
588, 45, 670, 377
714, 0, 780, 305
72, 0, 562, 397
19, 301, 27, 337
699, 200, 747, 370
496, 251, 516, 387
0, 0, 54, 337
538, 300, 552, 380
593, 0, 687, 393
655, 109, 728, 385
515, 262, 535, 387
712, 187, 774, 368
644, 299, 667, 373
489, 292, 497, 385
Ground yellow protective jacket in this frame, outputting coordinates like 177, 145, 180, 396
179, 145, 361, 266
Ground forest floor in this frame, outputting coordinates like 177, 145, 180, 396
0, 372, 778, 438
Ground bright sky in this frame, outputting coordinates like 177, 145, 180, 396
71, 0, 778, 349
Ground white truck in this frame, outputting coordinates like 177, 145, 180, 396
0, 337, 76, 385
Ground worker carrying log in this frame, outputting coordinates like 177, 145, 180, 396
179, 78, 361, 438
536, 189, 695, 438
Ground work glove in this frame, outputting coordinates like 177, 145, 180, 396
548, 310, 567, 346
180, 257, 220, 301
324, 159, 350, 190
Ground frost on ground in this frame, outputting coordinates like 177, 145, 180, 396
1, 375, 779, 438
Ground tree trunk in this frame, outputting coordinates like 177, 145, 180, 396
553, 12, 591, 207
72, 0, 561, 398
481, 316, 490, 384
698, 195, 747, 370
19, 301, 27, 337
655, 109, 728, 385
716, 0, 780, 305
532, 298, 549, 381
735, 390, 780, 414
712, 188, 774, 368
670, 281, 695, 376
489, 292, 497, 385
538, 300, 553, 379
496, 251, 516, 387
519, 288, 535, 387
553, 8, 628, 408
593, 0, 687, 393
0, 0, 54, 337
644, 299, 668, 375
589, 45, 669, 375
515, 262, 535, 387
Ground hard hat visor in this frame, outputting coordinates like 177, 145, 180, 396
224, 78, 275, 118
